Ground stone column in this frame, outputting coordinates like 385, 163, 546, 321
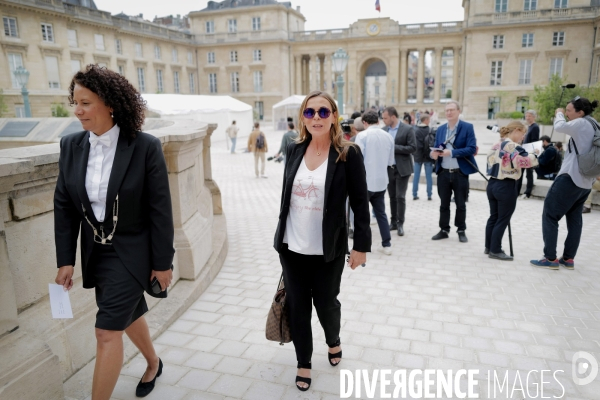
302, 56, 309, 94
416, 48, 425, 105
319, 55, 325, 91
389, 49, 400, 106
399, 49, 407, 104
295, 55, 302, 94
324, 54, 331, 94
434, 47, 443, 103
452, 47, 460, 102
308, 53, 316, 91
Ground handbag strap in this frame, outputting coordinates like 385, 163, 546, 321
277, 273, 284, 290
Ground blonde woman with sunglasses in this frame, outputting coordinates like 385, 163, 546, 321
273, 91, 371, 391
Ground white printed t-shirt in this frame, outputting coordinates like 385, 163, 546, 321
283, 156, 328, 255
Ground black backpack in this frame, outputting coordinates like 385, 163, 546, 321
256, 132, 265, 149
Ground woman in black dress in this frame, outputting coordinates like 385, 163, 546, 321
54, 65, 175, 399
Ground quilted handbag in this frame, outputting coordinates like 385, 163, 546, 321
265, 273, 292, 345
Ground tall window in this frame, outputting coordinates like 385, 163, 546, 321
230, 50, 238, 63
522, 33, 534, 48
552, 32, 565, 46
189, 73, 195, 93
154, 45, 161, 60
230, 72, 239, 93
115, 38, 122, 54
70, 59, 81, 74
252, 17, 261, 31
206, 20, 214, 33
94, 34, 104, 51
174, 71, 180, 93
524, 0, 537, 10
45, 56, 60, 89
490, 61, 503, 86
137, 67, 145, 92
209, 73, 217, 93
187, 51, 194, 65
519, 59, 533, 84
253, 49, 262, 61
228, 19, 237, 33
118, 65, 124, 75
67, 29, 78, 47
135, 43, 143, 58
172, 48, 178, 63
8, 52, 23, 88
253, 71, 263, 92
554, 0, 568, 8
493, 35, 504, 49
495, 0, 507, 12
3, 17, 18, 37
156, 70, 163, 93
549, 58, 563, 79
207, 52, 215, 64
41, 23, 54, 42
15, 106, 25, 118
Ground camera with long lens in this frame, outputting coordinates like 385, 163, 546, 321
267, 155, 284, 163
487, 125, 500, 134
340, 119, 354, 134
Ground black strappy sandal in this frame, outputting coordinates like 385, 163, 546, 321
328, 338, 342, 366
295, 362, 311, 391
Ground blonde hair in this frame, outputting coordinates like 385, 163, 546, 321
499, 120, 526, 138
297, 90, 356, 162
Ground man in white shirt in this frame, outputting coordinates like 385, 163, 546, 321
226, 120, 239, 154
355, 110, 396, 255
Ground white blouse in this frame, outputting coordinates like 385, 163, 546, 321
85, 124, 120, 222
283, 157, 328, 255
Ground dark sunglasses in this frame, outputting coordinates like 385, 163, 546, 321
303, 107, 332, 119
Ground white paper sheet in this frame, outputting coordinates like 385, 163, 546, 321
521, 140, 543, 155
49, 283, 73, 319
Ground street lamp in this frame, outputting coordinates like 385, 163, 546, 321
13, 66, 32, 118
331, 48, 349, 115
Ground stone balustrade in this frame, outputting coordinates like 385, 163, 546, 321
0, 119, 227, 399
471, 6, 600, 26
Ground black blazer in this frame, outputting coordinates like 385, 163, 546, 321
54, 130, 175, 297
385, 123, 417, 176
273, 139, 371, 261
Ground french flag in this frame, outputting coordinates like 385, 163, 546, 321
375, 0, 381, 12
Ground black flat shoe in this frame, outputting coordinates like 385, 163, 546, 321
295, 362, 311, 391
484, 248, 490, 255
328, 338, 342, 366
136, 358, 163, 398
489, 251, 513, 261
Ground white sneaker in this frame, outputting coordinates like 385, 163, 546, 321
377, 246, 392, 255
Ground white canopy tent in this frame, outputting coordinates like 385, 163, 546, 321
142, 94, 253, 141
272, 95, 305, 131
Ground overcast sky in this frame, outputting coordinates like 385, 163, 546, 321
95, 0, 465, 30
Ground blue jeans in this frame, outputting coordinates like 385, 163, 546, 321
230, 137, 237, 153
542, 174, 591, 260
368, 190, 391, 247
413, 161, 433, 198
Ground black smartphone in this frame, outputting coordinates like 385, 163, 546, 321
150, 277, 162, 294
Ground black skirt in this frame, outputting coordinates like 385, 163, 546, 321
93, 243, 148, 331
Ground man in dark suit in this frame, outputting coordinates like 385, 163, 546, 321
517, 109, 540, 199
430, 101, 478, 242
382, 107, 417, 236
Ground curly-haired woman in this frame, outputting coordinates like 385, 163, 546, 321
54, 65, 174, 399
273, 91, 371, 391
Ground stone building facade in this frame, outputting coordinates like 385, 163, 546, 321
1, 0, 599, 120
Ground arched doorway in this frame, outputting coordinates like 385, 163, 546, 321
361, 59, 387, 111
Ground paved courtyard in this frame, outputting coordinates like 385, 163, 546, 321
113, 124, 600, 400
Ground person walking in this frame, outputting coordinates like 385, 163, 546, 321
517, 110, 540, 199
274, 122, 298, 164
273, 91, 371, 392
430, 100, 478, 243
413, 113, 435, 201
382, 106, 416, 236
485, 121, 538, 260
248, 122, 269, 178
355, 110, 395, 255
531, 97, 599, 270
54, 65, 175, 399
226, 120, 239, 154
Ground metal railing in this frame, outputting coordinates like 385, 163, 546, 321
472, 6, 599, 26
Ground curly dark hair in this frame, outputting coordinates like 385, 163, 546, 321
68, 64, 146, 137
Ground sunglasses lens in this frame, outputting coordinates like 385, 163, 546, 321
303, 108, 316, 119
318, 108, 331, 118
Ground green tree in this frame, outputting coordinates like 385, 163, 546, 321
0, 89, 8, 117
51, 103, 70, 117
532, 75, 584, 124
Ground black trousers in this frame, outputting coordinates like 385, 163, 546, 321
516, 168, 534, 197
279, 245, 345, 365
485, 178, 518, 253
387, 166, 410, 226
437, 169, 469, 232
